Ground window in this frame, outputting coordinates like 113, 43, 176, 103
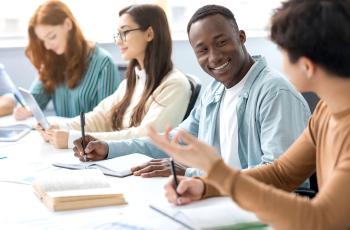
0, 0, 282, 47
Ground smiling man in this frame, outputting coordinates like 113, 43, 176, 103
73, 5, 310, 179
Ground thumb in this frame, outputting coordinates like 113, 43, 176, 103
85, 141, 98, 153
176, 179, 191, 195
176, 196, 193, 205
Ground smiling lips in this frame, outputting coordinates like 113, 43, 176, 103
209, 59, 231, 73
120, 47, 127, 53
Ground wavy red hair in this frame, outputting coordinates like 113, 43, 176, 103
26, 0, 88, 92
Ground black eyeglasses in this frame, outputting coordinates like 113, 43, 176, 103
113, 28, 142, 42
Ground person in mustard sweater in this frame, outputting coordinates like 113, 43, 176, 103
147, 0, 350, 229
39, 4, 191, 149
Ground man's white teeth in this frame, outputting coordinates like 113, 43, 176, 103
213, 61, 229, 70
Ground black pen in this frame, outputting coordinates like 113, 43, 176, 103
80, 112, 87, 162
13, 93, 25, 107
169, 158, 180, 196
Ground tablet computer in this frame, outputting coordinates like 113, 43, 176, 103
0, 124, 31, 142
18, 87, 50, 130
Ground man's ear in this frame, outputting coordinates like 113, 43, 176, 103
146, 27, 154, 42
299, 57, 316, 79
64, 18, 73, 31
239, 30, 246, 44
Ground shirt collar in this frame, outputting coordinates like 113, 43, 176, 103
135, 67, 146, 80
239, 55, 267, 98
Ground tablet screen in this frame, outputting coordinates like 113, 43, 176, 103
18, 87, 50, 130
0, 124, 31, 142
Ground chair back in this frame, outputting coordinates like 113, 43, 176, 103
183, 74, 201, 120
295, 92, 320, 198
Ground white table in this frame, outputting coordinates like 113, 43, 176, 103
0, 125, 262, 229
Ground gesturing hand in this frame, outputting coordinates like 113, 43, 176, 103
147, 126, 220, 172
131, 158, 187, 178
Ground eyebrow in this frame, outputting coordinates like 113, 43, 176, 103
119, 25, 132, 30
44, 31, 55, 39
194, 34, 226, 49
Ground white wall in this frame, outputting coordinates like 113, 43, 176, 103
0, 37, 283, 90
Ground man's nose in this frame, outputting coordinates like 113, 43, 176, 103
208, 48, 224, 66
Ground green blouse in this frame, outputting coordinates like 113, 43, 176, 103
30, 45, 121, 117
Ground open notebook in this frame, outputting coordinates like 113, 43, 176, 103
53, 153, 153, 177
150, 197, 267, 230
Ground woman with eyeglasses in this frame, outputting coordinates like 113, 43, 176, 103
14, 0, 121, 120
38, 4, 191, 149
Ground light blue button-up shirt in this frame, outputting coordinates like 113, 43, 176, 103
107, 56, 311, 177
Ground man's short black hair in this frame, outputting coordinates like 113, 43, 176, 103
271, 0, 350, 77
187, 5, 239, 34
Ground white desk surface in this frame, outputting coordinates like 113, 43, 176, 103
0, 117, 262, 230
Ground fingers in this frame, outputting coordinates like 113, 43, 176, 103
133, 164, 170, 177
176, 196, 194, 205
140, 169, 171, 178
164, 176, 179, 204
74, 151, 86, 162
148, 128, 176, 155
14, 107, 32, 121
85, 141, 100, 154
174, 130, 197, 146
131, 159, 167, 172
73, 135, 97, 154
176, 179, 193, 195
36, 125, 50, 142
84, 141, 108, 161
73, 137, 84, 154
164, 126, 172, 142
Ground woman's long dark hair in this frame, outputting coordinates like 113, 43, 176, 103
111, 4, 173, 130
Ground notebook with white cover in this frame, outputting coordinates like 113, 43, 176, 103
53, 153, 153, 177
150, 197, 267, 230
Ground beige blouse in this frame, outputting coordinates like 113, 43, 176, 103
60, 68, 191, 148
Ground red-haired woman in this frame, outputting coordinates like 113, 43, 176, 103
14, 0, 120, 120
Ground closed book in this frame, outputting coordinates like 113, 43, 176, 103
33, 169, 126, 211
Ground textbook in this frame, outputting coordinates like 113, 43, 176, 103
33, 169, 126, 211
53, 153, 153, 177
0, 124, 31, 142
